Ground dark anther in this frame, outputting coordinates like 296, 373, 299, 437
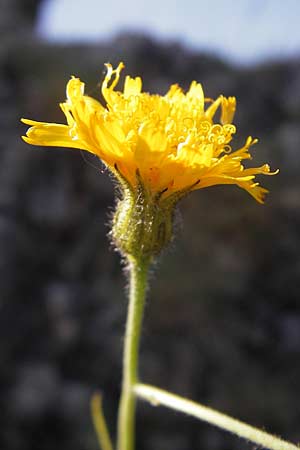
155, 187, 168, 201
160, 187, 169, 195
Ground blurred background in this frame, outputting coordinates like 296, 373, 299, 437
1, 0, 300, 449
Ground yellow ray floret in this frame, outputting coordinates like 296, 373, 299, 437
22, 62, 278, 203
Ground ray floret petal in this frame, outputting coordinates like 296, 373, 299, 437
22, 62, 278, 204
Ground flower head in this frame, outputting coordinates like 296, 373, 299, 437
22, 62, 277, 204
22, 63, 278, 259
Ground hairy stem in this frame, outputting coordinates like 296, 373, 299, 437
117, 257, 150, 450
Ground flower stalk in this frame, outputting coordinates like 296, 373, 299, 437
117, 256, 150, 450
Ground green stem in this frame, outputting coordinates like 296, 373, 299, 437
117, 256, 150, 450
134, 384, 299, 450
91, 393, 114, 450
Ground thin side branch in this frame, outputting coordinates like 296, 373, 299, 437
134, 383, 299, 450
91, 393, 114, 450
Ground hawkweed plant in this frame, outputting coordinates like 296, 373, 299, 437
22, 62, 298, 450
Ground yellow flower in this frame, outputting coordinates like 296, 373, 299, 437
22, 62, 277, 205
